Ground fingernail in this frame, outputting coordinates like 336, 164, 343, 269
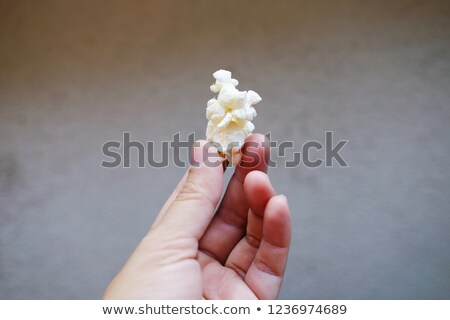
191, 141, 223, 168
279, 194, 288, 203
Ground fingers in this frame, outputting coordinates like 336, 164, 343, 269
199, 134, 270, 263
199, 252, 258, 299
153, 144, 228, 228
151, 170, 189, 227
225, 171, 276, 277
234, 133, 270, 182
154, 141, 224, 240
245, 195, 291, 300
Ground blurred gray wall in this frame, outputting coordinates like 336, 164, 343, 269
0, 0, 449, 299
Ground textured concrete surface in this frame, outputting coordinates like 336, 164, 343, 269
0, 0, 449, 299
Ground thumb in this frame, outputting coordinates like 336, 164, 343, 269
155, 140, 224, 240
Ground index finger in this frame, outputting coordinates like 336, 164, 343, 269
199, 134, 270, 264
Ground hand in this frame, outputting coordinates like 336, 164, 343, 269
103, 134, 291, 299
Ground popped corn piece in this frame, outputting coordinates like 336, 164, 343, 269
205, 69, 261, 162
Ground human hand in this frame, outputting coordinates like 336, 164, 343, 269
103, 134, 291, 299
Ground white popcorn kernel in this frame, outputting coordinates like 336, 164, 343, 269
205, 69, 261, 162
210, 70, 239, 93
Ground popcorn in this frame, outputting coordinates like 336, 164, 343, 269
206, 70, 261, 162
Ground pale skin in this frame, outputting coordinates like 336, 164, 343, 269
103, 134, 291, 299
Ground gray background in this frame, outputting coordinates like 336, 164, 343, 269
1, 0, 449, 299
